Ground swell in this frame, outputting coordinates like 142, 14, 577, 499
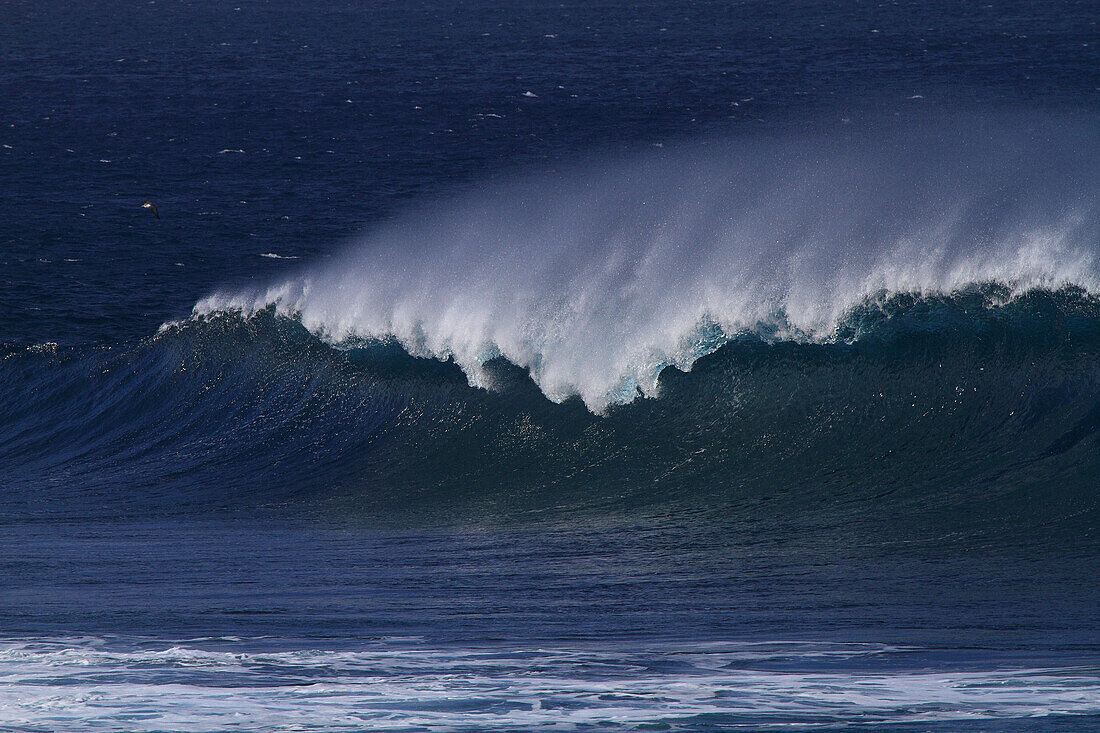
2, 286, 1099, 551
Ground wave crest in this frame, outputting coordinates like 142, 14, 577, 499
195, 113, 1100, 410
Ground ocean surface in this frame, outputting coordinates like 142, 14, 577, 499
2, 0, 1100, 730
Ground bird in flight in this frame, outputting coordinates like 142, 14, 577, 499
142, 201, 160, 219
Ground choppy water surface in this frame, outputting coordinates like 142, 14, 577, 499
5, 638, 1100, 732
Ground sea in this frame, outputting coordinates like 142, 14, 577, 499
1, 1, 1099, 730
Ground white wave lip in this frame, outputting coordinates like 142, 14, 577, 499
195, 114, 1100, 411
3, 638, 1099, 731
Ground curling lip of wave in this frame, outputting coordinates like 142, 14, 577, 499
194, 116, 1100, 411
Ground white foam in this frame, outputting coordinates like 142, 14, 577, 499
0, 638, 1096, 731
194, 114, 1100, 411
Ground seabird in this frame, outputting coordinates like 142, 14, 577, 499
142, 201, 160, 219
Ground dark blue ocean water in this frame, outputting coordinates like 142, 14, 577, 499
2, 1, 1100, 730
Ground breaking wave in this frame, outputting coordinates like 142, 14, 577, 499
196, 113, 1100, 410
2, 113, 1099, 545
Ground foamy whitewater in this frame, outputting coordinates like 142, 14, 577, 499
195, 115, 1100, 410
4, 638, 1099, 732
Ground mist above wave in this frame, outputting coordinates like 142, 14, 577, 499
196, 113, 1100, 411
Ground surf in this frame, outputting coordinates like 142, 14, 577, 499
194, 112, 1100, 411
3, 112, 1100, 542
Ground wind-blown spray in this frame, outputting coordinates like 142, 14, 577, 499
196, 114, 1100, 410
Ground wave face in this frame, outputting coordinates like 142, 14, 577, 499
3, 286, 1100, 547
196, 114, 1100, 410
3, 114, 1100, 546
